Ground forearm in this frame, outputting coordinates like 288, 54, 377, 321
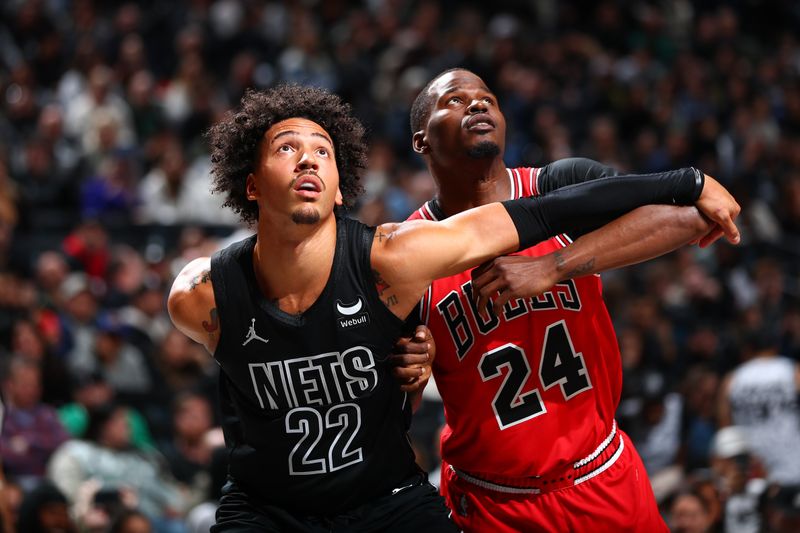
550, 205, 710, 280
504, 167, 703, 250
410, 387, 426, 412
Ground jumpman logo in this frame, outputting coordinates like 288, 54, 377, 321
242, 318, 269, 346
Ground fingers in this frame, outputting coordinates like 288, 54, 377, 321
396, 340, 430, 354
392, 364, 425, 381
492, 290, 514, 315
718, 215, 741, 245
474, 277, 504, 312
471, 261, 497, 288
414, 325, 431, 342
393, 364, 430, 392
699, 226, 725, 248
390, 352, 429, 366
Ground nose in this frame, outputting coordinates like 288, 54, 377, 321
467, 98, 488, 114
296, 150, 318, 172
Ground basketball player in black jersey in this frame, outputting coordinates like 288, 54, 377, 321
167, 84, 737, 532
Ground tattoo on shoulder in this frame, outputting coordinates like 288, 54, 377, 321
189, 270, 211, 291
202, 308, 219, 338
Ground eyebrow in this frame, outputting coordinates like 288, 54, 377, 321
272, 130, 333, 146
440, 85, 494, 97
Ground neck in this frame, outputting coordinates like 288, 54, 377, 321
429, 156, 510, 217
252, 215, 337, 315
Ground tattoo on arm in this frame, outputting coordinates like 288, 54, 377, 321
553, 251, 596, 279
373, 269, 390, 294
375, 231, 394, 242
565, 259, 596, 279
189, 270, 211, 291
554, 251, 566, 272
202, 308, 219, 337
372, 269, 398, 308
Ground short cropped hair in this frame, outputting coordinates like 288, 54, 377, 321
409, 67, 474, 134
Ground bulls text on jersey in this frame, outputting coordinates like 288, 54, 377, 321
436, 279, 582, 360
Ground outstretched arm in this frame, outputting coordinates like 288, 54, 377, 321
472, 205, 713, 313
372, 167, 728, 319
537, 158, 739, 247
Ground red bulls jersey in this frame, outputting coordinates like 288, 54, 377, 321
408, 167, 622, 477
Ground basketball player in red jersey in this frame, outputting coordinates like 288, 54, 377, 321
406, 68, 741, 532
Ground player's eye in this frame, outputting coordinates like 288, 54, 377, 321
447, 96, 463, 105
316, 147, 329, 157
482, 96, 494, 104
278, 144, 294, 153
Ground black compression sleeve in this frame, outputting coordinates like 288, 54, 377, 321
537, 157, 619, 194
502, 167, 704, 250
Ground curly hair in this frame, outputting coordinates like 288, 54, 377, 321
207, 84, 367, 225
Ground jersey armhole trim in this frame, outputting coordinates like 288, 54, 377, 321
362, 225, 406, 331
209, 253, 228, 360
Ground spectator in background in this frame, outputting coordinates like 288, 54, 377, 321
47, 403, 187, 530
158, 393, 216, 506
709, 426, 766, 533
57, 372, 156, 452
110, 509, 153, 533
0, 476, 23, 533
79, 151, 139, 224
125, 70, 167, 168
61, 221, 110, 281
64, 64, 135, 165
15, 481, 76, 533
70, 313, 153, 409
1, 357, 70, 490
59, 272, 102, 370
667, 486, 716, 533
761, 484, 800, 533
718, 327, 800, 485
10, 318, 72, 406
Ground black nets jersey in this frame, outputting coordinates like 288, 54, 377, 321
209, 216, 418, 515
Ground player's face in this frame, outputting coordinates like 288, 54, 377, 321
247, 118, 343, 226
420, 70, 506, 160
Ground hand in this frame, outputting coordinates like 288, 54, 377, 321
390, 325, 434, 393
471, 255, 559, 315
695, 174, 741, 247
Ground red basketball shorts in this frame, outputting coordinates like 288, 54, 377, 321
439, 429, 667, 532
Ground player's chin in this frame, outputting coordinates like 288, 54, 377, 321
466, 139, 501, 159
291, 205, 322, 225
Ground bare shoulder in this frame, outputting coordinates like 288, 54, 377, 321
169, 257, 214, 304
168, 257, 219, 352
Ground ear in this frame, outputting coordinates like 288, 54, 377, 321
335, 187, 343, 206
412, 131, 429, 155
246, 173, 259, 200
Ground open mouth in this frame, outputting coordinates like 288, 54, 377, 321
465, 114, 496, 132
292, 174, 323, 194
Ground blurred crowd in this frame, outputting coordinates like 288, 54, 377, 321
0, 0, 799, 532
